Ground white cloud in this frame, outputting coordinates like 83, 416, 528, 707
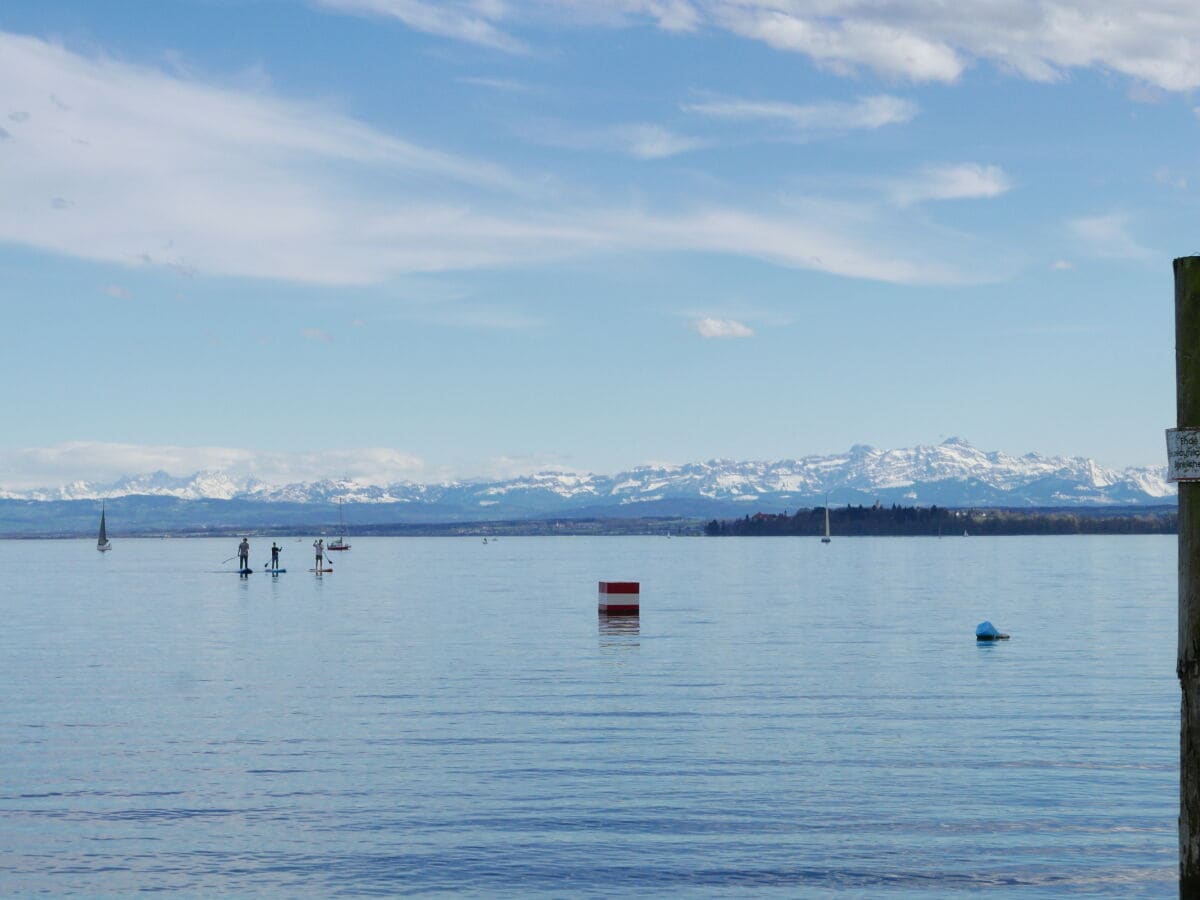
0, 442, 436, 491
0, 31, 978, 289
1068, 213, 1152, 260
1126, 82, 1166, 104
694, 316, 754, 338
303, 327, 334, 343
619, 124, 706, 159
712, 7, 963, 82
891, 163, 1012, 206
1050, 259, 1073, 270
532, 0, 702, 31
395, 1, 1200, 91
637, 0, 702, 31
315, 0, 527, 52
0, 441, 600, 490
683, 94, 917, 133
523, 119, 706, 159
607, 207, 969, 284
457, 75, 540, 93
473, 453, 580, 480
102, 284, 131, 299
0, 32, 534, 285
1155, 166, 1188, 190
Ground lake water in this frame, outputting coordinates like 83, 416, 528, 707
0, 535, 1179, 896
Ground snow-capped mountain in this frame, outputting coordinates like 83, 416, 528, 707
0, 438, 1172, 511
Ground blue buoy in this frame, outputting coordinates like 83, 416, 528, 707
976, 620, 1010, 641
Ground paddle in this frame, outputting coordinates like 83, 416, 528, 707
221, 556, 237, 564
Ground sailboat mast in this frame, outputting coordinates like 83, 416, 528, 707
97, 500, 110, 550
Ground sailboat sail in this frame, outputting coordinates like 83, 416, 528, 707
97, 503, 111, 552
328, 498, 351, 551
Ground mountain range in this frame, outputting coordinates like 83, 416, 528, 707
0, 438, 1173, 535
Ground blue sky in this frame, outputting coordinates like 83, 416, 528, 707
0, 0, 1194, 487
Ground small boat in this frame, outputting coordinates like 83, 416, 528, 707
327, 499, 351, 551
97, 501, 111, 552
821, 495, 832, 544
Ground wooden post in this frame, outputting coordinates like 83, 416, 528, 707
1177, 256, 1200, 888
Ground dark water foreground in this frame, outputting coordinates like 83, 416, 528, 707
0, 536, 1177, 896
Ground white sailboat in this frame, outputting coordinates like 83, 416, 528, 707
97, 501, 111, 552
821, 495, 832, 544
328, 498, 351, 551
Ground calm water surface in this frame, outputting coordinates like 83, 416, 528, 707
0, 536, 1178, 896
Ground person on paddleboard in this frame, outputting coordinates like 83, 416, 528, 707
313, 538, 325, 571
270, 542, 281, 569
238, 537, 250, 571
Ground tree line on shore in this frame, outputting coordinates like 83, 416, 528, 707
704, 504, 1177, 537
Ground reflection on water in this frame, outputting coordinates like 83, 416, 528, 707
0, 535, 1179, 898
975, 638, 1007, 651
598, 611, 639, 649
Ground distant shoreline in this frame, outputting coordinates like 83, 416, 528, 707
0, 506, 1179, 539
0, 517, 703, 540
705, 504, 1177, 537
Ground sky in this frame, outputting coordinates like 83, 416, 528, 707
1, 0, 1196, 488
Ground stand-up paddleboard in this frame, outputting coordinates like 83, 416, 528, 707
237, 568, 253, 575
263, 568, 287, 574
308, 568, 334, 573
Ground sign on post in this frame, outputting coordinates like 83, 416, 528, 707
1168, 428, 1200, 482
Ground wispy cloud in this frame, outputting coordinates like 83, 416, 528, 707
315, 0, 526, 52
713, 7, 963, 82
457, 75, 540, 93
303, 327, 334, 343
1050, 259, 1073, 270
0, 31, 982, 288
523, 119, 706, 159
102, 284, 131, 299
619, 124, 706, 159
522, 1, 702, 32
1068, 213, 1153, 260
385, 1, 1200, 91
684, 94, 917, 134
0, 32, 530, 284
890, 164, 1012, 206
693, 316, 754, 338
605, 207, 970, 284
1155, 166, 1188, 190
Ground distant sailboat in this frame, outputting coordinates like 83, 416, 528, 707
97, 502, 111, 552
328, 499, 351, 551
821, 495, 832, 544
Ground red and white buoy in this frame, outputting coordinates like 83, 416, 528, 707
598, 581, 639, 615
